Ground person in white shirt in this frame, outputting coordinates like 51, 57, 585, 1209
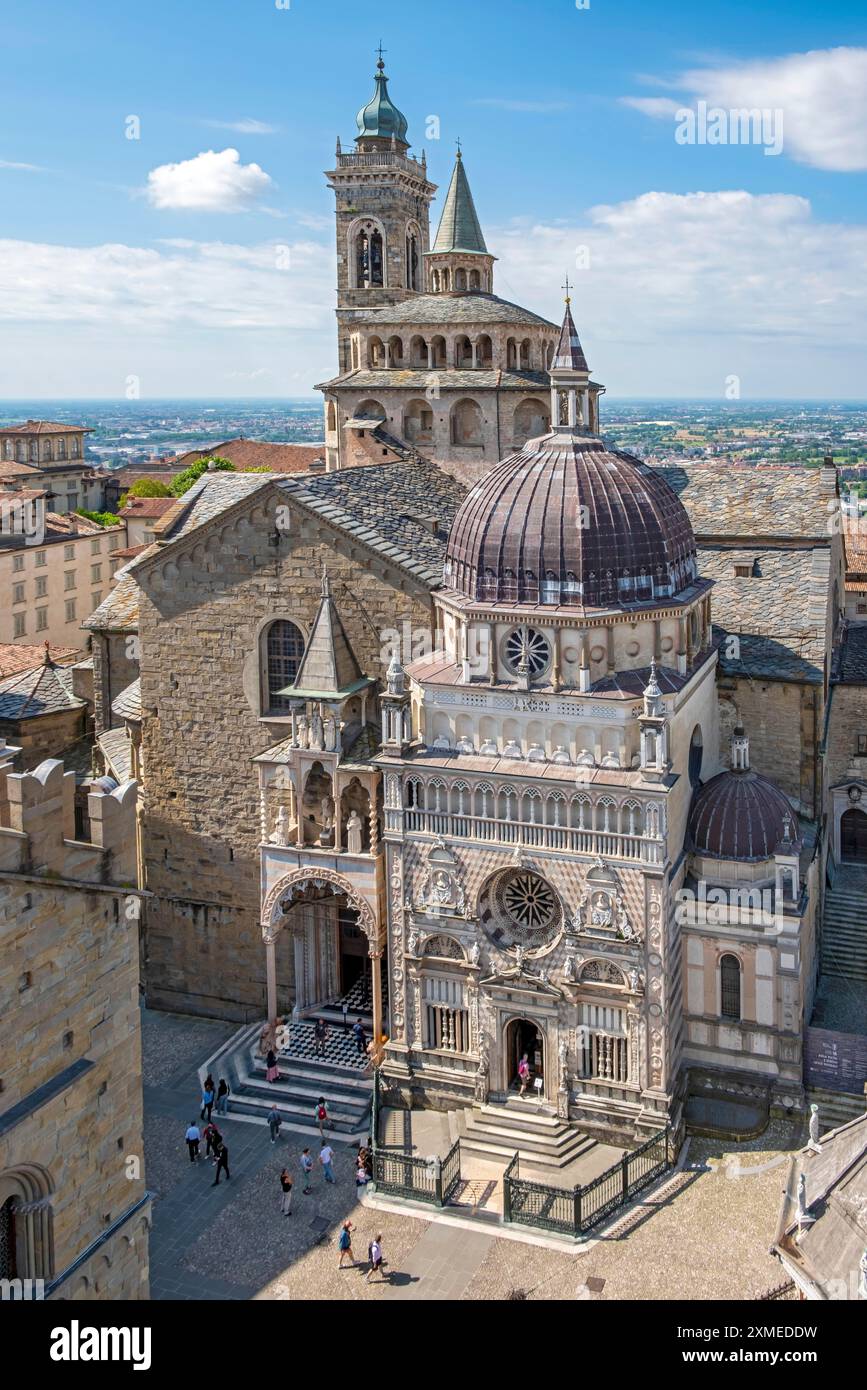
366, 1234, 384, 1282
185, 1122, 201, 1162
319, 1142, 336, 1184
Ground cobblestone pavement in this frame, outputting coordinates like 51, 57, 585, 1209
142, 1008, 806, 1301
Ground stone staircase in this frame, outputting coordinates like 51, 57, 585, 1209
449, 1096, 599, 1170
201, 1017, 373, 1141
821, 871, 867, 982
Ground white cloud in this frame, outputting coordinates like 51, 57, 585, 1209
0, 237, 332, 330
623, 46, 867, 171
493, 190, 867, 393
620, 97, 681, 119
202, 118, 278, 135
145, 148, 274, 212
0, 159, 46, 172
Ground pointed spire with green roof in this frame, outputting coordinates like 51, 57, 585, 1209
432, 148, 488, 254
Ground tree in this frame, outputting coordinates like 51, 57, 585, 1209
169, 456, 236, 497
124, 478, 173, 499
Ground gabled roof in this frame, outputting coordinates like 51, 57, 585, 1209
111, 677, 141, 722
0, 643, 82, 679
83, 567, 141, 633
0, 420, 90, 435
280, 572, 367, 699
432, 151, 488, 255
551, 301, 589, 373
652, 463, 838, 541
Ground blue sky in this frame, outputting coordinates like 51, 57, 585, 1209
1, 0, 865, 398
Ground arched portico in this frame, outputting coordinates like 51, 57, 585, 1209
261, 867, 385, 1057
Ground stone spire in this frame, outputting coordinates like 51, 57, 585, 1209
549, 285, 599, 432
281, 570, 366, 697
432, 149, 488, 254
552, 296, 589, 373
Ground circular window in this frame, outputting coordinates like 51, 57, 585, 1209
480, 868, 562, 951
502, 627, 551, 677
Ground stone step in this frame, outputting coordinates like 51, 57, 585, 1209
226, 1094, 363, 1134
459, 1104, 598, 1169
806, 1089, 866, 1131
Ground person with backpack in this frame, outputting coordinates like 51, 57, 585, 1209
517, 1053, 531, 1096
268, 1105, 281, 1144
352, 1018, 367, 1055
300, 1147, 314, 1194
315, 1097, 328, 1137
337, 1221, 354, 1268
279, 1168, 293, 1216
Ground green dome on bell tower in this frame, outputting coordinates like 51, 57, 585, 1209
356, 50, 409, 146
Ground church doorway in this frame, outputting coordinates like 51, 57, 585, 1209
841, 807, 867, 863
506, 1017, 544, 1093
338, 903, 368, 999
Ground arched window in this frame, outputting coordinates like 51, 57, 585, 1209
450, 398, 483, 446
513, 397, 550, 447
477, 334, 493, 368
455, 267, 467, 291
43, 440, 52, 461
441, 268, 450, 291
326, 400, 337, 432
689, 725, 703, 786
405, 226, 419, 290
265, 620, 305, 714
355, 398, 386, 422
57, 436, 66, 459
354, 223, 384, 288
469, 268, 480, 289
720, 954, 741, 1020
431, 268, 440, 293
71, 437, 80, 458
430, 335, 447, 368
403, 398, 434, 444
3, 440, 11, 460
0, 1164, 54, 1280
29, 441, 38, 461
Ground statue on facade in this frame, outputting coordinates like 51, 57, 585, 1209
269, 805, 289, 847
591, 891, 613, 928
563, 950, 576, 982
309, 707, 324, 750
514, 944, 527, 975
558, 1039, 569, 1091
407, 929, 418, 956
297, 713, 309, 749
346, 809, 363, 854
475, 1036, 490, 1102
320, 797, 333, 831
323, 714, 337, 751
469, 940, 481, 967
628, 967, 643, 993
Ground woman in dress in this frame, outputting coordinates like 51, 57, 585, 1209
265, 1047, 280, 1083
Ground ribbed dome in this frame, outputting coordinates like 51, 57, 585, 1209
689, 768, 795, 861
443, 431, 698, 609
356, 61, 409, 143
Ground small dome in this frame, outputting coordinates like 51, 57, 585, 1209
356, 60, 409, 144
688, 743, 796, 862
444, 432, 698, 609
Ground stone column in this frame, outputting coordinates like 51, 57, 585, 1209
427, 343, 433, 368
471, 340, 478, 369
369, 947, 384, 1061
265, 931, 278, 1027
606, 625, 616, 675
292, 932, 306, 1018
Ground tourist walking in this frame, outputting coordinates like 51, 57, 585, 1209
265, 1048, 279, 1084
216, 1077, 230, 1116
341, 999, 349, 1032
337, 1221, 354, 1267
185, 1121, 201, 1163
212, 1140, 230, 1186
366, 1233, 384, 1282
200, 1080, 215, 1122
268, 1105, 281, 1144
518, 1053, 531, 1096
319, 1141, 336, 1184
313, 1017, 328, 1059
279, 1168, 293, 1216
301, 1147, 314, 1193
352, 1018, 367, 1055
203, 1120, 222, 1160
315, 1097, 328, 1137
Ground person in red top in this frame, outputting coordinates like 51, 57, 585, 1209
315, 1097, 328, 1137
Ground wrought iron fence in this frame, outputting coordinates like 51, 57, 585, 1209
504, 1127, 672, 1237
441, 1138, 462, 1206
372, 1149, 441, 1205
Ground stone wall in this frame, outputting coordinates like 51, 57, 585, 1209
0, 707, 87, 771
0, 756, 148, 1299
135, 487, 434, 1019
717, 677, 821, 816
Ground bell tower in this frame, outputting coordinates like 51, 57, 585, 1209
326, 50, 437, 373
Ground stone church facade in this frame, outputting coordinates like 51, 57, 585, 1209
83, 58, 848, 1145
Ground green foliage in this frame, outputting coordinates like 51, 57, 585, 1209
124, 478, 173, 499
75, 507, 121, 527
169, 456, 236, 497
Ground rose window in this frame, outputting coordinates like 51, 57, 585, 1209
481, 868, 562, 951
503, 626, 551, 677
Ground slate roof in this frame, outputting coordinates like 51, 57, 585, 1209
775, 1114, 867, 1299
362, 292, 556, 329
836, 624, 867, 684
159, 472, 275, 541
432, 152, 488, 255
98, 726, 133, 784
111, 677, 141, 722
699, 546, 828, 682
0, 655, 86, 720
552, 303, 589, 373
83, 567, 141, 633
652, 463, 836, 540
173, 439, 326, 474
319, 368, 552, 393
281, 575, 366, 698
277, 457, 466, 585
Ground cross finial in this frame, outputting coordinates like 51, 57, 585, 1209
455, 136, 462, 158
376, 40, 386, 70
562, 273, 572, 305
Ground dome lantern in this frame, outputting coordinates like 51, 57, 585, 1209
355, 51, 409, 148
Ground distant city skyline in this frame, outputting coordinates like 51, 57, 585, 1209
1, 0, 866, 399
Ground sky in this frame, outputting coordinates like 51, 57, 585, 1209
0, 0, 865, 399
